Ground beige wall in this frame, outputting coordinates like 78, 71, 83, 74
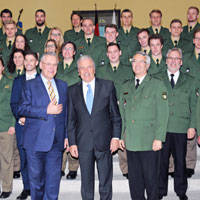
1, 0, 200, 33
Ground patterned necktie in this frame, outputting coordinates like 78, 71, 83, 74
8, 40, 12, 49
170, 74, 175, 89
86, 84, 93, 114
38, 28, 42, 36
135, 79, 140, 89
87, 38, 91, 47
47, 81, 57, 104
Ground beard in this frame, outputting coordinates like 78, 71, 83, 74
36, 21, 45, 27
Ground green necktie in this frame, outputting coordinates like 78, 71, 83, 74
17, 69, 21, 76
65, 64, 69, 69
155, 28, 158, 34
126, 30, 129, 36
38, 29, 42, 36
8, 40, 12, 49
87, 38, 91, 47
156, 59, 159, 67
189, 26, 192, 33
113, 66, 117, 72
174, 40, 178, 47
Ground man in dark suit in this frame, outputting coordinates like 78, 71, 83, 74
68, 55, 122, 200
18, 52, 68, 200
10, 50, 38, 200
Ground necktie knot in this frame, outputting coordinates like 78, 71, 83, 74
38, 28, 42, 35
156, 59, 159, 66
174, 40, 178, 46
155, 28, 158, 34
113, 66, 117, 72
144, 49, 147, 54
136, 79, 140, 89
17, 69, 21, 76
65, 63, 69, 69
189, 26, 192, 32
8, 40, 12, 49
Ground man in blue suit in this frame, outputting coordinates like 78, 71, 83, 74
10, 50, 38, 200
18, 52, 68, 200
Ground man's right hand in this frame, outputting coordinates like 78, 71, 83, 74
119, 140, 125, 151
70, 145, 79, 158
47, 99, 63, 114
19, 117, 26, 125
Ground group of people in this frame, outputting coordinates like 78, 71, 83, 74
0, 5, 200, 200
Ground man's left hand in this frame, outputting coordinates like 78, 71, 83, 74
152, 140, 162, 151
110, 138, 119, 153
8, 127, 15, 135
64, 138, 70, 152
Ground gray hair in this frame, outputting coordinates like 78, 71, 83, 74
77, 55, 96, 69
40, 52, 59, 64
133, 51, 151, 64
166, 48, 182, 59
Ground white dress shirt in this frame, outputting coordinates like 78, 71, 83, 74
135, 74, 146, 86
26, 71, 37, 81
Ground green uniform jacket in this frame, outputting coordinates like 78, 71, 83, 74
148, 56, 167, 75
119, 75, 169, 151
147, 26, 170, 41
162, 37, 193, 55
64, 29, 84, 42
97, 42, 132, 67
96, 62, 133, 99
74, 35, 106, 66
0, 39, 13, 65
56, 59, 80, 86
0, 74, 15, 132
196, 95, 200, 136
25, 26, 50, 57
155, 70, 197, 133
117, 26, 140, 54
181, 23, 200, 42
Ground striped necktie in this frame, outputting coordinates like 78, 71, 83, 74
47, 80, 57, 104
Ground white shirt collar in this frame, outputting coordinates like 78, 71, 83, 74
167, 69, 180, 84
26, 71, 37, 81
135, 74, 146, 85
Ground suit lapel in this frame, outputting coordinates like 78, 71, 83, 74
78, 82, 89, 114
55, 79, 62, 104
175, 72, 185, 89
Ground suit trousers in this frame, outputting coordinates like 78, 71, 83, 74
127, 150, 160, 200
61, 150, 79, 172
13, 135, 20, 171
0, 131, 15, 192
159, 132, 187, 197
79, 149, 113, 200
26, 143, 62, 200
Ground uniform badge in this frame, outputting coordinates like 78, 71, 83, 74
162, 92, 167, 100
129, 58, 133, 63
123, 92, 128, 95
30, 39, 33, 43
186, 68, 190, 73
196, 88, 199, 96
123, 99, 127, 106
4, 85, 9, 89
101, 60, 105, 66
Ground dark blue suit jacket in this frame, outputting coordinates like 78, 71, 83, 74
18, 75, 68, 152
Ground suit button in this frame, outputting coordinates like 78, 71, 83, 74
132, 120, 135, 123
132, 107, 135, 111
53, 128, 55, 131
171, 93, 174, 96
134, 96, 136, 99
91, 129, 93, 132
54, 115, 56, 117
170, 102, 174, 106
170, 112, 173, 115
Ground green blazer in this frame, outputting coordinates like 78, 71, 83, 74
147, 26, 170, 41
181, 23, 200, 42
148, 56, 167, 75
56, 59, 80, 86
96, 62, 133, 99
119, 75, 169, 151
117, 26, 140, 54
0, 74, 15, 132
64, 29, 84, 42
162, 37, 193, 55
155, 70, 197, 133
74, 35, 105, 66
196, 94, 200, 136
25, 26, 50, 57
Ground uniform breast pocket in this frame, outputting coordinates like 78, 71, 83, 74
179, 88, 190, 104
142, 94, 155, 107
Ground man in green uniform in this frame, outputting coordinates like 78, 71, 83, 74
0, 9, 22, 40
148, 34, 167, 75
98, 24, 132, 67
156, 48, 197, 200
0, 20, 17, 65
137, 28, 150, 55
25, 9, 50, 58
0, 57, 15, 199
74, 18, 105, 66
163, 19, 193, 55
56, 41, 80, 179
117, 9, 140, 55
181, 6, 200, 42
147, 9, 170, 42
96, 42, 132, 179
63, 12, 84, 42
119, 51, 169, 200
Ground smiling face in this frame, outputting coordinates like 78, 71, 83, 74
24, 54, 38, 73
15, 35, 25, 50
45, 41, 56, 53
149, 39, 163, 56
170, 22, 183, 37
13, 52, 24, 67
150, 12, 162, 27
107, 45, 121, 64
72, 14, 82, 28
62, 43, 75, 60
105, 27, 118, 43
166, 50, 182, 73
40, 55, 57, 80
5, 23, 17, 38
78, 58, 95, 83
138, 31, 149, 48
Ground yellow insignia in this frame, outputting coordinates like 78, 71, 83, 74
162, 92, 167, 100
5, 85, 9, 89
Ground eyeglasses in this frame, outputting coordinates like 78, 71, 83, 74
63, 47, 74, 51
132, 60, 146, 64
167, 57, 182, 61
46, 44, 55, 48
51, 33, 61, 36
42, 62, 57, 67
